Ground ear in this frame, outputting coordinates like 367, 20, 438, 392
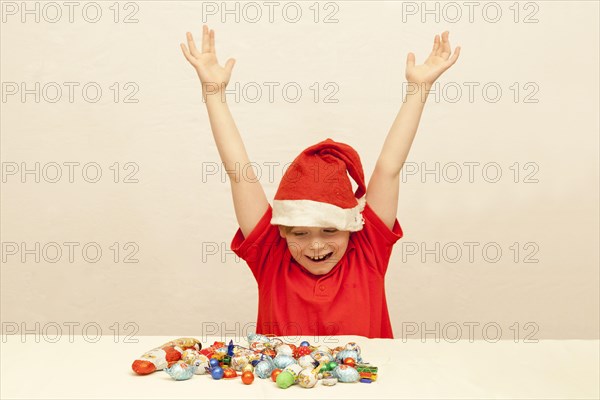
278, 226, 286, 238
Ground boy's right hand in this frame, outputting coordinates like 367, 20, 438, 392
180, 25, 236, 95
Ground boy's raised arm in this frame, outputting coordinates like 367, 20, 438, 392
367, 31, 460, 230
181, 25, 269, 238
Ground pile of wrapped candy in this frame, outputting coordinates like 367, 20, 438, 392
131, 334, 378, 388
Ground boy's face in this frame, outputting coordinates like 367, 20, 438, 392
278, 226, 351, 275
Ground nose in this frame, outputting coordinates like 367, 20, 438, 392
309, 241, 325, 250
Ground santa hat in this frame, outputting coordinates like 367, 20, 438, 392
271, 138, 366, 232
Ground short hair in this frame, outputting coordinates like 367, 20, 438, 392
279, 225, 294, 234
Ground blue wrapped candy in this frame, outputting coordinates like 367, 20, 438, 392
164, 360, 196, 381
254, 355, 275, 379
273, 354, 296, 369
210, 366, 224, 380
255, 361, 274, 379
247, 333, 270, 345
333, 364, 359, 383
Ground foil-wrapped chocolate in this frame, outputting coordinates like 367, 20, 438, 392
164, 360, 196, 381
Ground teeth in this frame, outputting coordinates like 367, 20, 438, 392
309, 253, 330, 261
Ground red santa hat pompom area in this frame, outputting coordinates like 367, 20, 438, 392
270, 138, 366, 232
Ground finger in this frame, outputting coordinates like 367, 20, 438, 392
186, 32, 201, 58
440, 31, 451, 59
445, 46, 461, 67
209, 29, 216, 54
434, 34, 443, 57
406, 52, 415, 69
180, 42, 196, 65
202, 24, 210, 53
224, 58, 236, 75
430, 34, 440, 57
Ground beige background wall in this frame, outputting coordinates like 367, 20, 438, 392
1, 1, 598, 340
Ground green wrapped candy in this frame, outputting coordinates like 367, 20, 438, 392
276, 364, 302, 389
276, 371, 295, 389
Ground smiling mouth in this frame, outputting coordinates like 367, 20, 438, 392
306, 252, 334, 262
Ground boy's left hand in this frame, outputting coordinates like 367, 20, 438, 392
406, 31, 461, 87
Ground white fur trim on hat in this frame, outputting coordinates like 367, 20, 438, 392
271, 196, 366, 232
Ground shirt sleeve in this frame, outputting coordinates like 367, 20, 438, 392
230, 204, 286, 283
352, 202, 404, 275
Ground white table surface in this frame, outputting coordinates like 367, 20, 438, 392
1, 335, 598, 399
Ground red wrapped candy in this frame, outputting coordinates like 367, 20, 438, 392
131, 338, 201, 375
223, 368, 237, 379
294, 346, 313, 358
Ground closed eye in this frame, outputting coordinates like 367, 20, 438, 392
292, 229, 337, 236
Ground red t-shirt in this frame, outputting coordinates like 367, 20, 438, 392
231, 202, 403, 338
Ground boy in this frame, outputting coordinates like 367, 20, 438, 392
181, 25, 460, 338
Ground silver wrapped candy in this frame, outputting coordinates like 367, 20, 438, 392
315, 345, 332, 353
192, 354, 210, 375
231, 355, 250, 371
164, 360, 196, 381
255, 357, 275, 379
333, 364, 359, 383
297, 355, 318, 368
275, 344, 293, 356
310, 350, 332, 364
335, 349, 359, 363
180, 349, 201, 365
344, 342, 362, 360
322, 377, 338, 386
273, 354, 296, 369
297, 367, 319, 388
247, 333, 270, 344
